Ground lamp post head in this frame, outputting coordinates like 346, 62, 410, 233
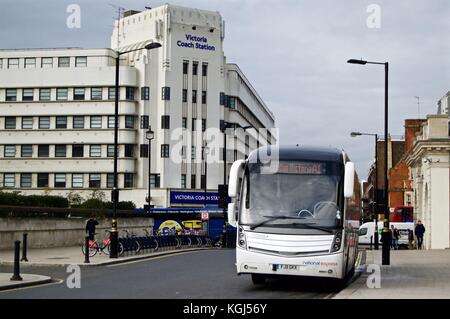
145, 42, 162, 50
146, 127, 155, 141
347, 59, 367, 65
350, 132, 362, 137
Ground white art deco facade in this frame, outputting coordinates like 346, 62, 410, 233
0, 4, 276, 208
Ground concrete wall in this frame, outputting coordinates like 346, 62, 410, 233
0, 217, 154, 250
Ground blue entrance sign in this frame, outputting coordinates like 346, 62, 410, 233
170, 191, 221, 205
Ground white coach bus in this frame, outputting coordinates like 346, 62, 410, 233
227, 146, 361, 285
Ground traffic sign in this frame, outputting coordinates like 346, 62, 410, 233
201, 212, 209, 221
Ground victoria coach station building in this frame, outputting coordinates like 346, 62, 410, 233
0, 4, 276, 215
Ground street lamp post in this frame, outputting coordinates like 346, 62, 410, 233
109, 42, 161, 258
146, 127, 155, 212
351, 132, 379, 250
348, 58, 390, 265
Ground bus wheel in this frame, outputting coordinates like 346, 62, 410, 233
251, 274, 266, 285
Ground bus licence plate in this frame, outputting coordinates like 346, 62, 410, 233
272, 264, 300, 271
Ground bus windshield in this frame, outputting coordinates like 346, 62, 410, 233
241, 161, 343, 231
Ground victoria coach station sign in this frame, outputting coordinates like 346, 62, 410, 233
176, 34, 216, 51
170, 191, 220, 205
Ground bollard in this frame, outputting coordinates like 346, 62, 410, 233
370, 236, 373, 250
10, 240, 22, 281
21, 233, 29, 262
84, 236, 90, 264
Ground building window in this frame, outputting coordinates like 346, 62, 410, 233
54, 174, 66, 188
58, 57, 70, 68
38, 145, 49, 157
140, 144, 149, 158
161, 115, 170, 129
182, 89, 188, 103
182, 117, 187, 129
41, 57, 53, 68
21, 145, 33, 157
8, 58, 19, 69
108, 87, 116, 100
191, 146, 196, 160
73, 116, 85, 129
125, 116, 135, 129
161, 144, 169, 158
183, 60, 189, 74
72, 145, 84, 157
5, 117, 16, 129
22, 89, 34, 101
201, 91, 207, 104
75, 56, 87, 67
39, 116, 50, 129
125, 87, 134, 100
124, 144, 134, 157
202, 63, 208, 76
161, 87, 170, 100
72, 174, 84, 188
181, 174, 186, 189
191, 174, 196, 189
6, 89, 17, 101
91, 87, 103, 100
20, 173, 32, 188
24, 58, 36, 68
3, 173, 15, 188
192, 61, 198, 75
192, 90, 197, 104
4, 145, 16, 157
73, 88, 85, 100
89, 174, 101, 188
55, 145, 67, 157
141, 87, 150, 100
107, 144, 116, 157
192, 118, 196, 131
108, 115, 117, 128
220, 92, 225, 105
124, 173, 134, 188
56, 116, 67, 129
90, 116, 102, 129
107, 173, 114, 188
201, 175, 206, 189
150, 174, 160, 188
37, 173, 49, 188
56, 88, 68, 100
39, 88, 51, 101
140, 115, 149, 129
22, 117, 33, 129
229, 97, 236, 109
90, 145, 101, 157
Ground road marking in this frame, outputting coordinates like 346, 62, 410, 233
0, 279, 63, 293
106, 250, 204, 267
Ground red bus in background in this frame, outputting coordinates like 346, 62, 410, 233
391, 206, 414, 222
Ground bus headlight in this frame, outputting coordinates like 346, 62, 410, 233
238, 227, 247, 249
330, 230, 343, 253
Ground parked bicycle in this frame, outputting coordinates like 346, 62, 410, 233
121, 229, 141, 254
81, 230, 124, 257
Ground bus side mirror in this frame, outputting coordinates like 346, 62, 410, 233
228, 203, 237, 227
344, 162, 355, 198
229, 159, 246, 198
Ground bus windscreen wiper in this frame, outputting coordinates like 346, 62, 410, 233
291, 222, 334, 234
249, 215, 306, 230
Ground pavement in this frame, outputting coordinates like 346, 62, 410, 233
0, 245, 209, 267
0, 273, 52, 291
334, 248, 450, 299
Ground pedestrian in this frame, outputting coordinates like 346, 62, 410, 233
415, 220, 426, 249
85, 215, 99, 241
408, 229, 414, 250
393, 227, 400, 250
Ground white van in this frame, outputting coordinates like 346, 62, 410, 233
358, 222, 414, 248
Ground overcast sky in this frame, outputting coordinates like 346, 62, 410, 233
1, 0, 449, 178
